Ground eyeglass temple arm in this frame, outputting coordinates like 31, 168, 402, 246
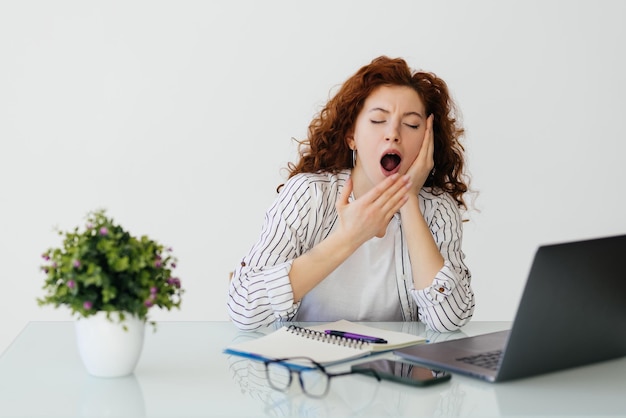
338, 369, 382, 382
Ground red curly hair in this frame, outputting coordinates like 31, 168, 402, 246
286, 56, 470, 209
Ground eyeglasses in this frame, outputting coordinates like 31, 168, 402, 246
263, 356, 381, 398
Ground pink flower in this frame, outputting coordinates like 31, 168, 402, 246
99, 227, 108, 236
73, 260, 81, 268
67, 280, 76, 289
83, 301, 93, 310
167, 277, 181, 289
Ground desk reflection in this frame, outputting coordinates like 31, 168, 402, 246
228, 355, 382, 416
491, 357, 626, 416
78, 374, 145, 417
227, 353, 483, 417
225, 323, 477, 417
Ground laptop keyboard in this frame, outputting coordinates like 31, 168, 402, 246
456, 350, 503, 371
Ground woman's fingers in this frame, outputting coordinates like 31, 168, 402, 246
337, 177, 353, 208
406, 114, 435, 191
424, 114, 435, 168
337, 174, 411, 242
364, 173, 410, 204
376, 175, 411, 215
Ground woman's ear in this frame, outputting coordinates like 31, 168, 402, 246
347, 136, 356, 150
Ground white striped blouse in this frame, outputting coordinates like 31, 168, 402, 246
227, 169, 475, 332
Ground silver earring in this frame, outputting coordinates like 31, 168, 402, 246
352, 149, 357, 167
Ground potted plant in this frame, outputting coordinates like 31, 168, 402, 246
37, 208, 184, 377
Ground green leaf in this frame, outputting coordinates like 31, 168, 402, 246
112, 256, 129, 272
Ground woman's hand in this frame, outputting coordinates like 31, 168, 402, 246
406, 114, 435, 195
399, 113, 444, 290
336, 174, 411, 241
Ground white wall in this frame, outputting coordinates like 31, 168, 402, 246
2, 0, 625, 354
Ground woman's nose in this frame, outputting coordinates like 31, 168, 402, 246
385, 124, 400, 142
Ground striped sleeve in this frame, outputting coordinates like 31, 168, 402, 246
227, 172, 343, 330
411, 190, 475, 332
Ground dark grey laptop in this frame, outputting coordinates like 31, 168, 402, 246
395, 234, 626, 382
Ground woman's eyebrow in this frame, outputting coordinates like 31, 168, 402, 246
368, 107, 389, 114
403, 111, 424, 119
368, 107, 424, 119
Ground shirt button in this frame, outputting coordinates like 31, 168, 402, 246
241, 261, 246, 267
438, 287, 445, 293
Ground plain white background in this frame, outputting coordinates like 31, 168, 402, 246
1, 1, 625, 354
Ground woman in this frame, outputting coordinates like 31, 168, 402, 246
228, 56, 475, 332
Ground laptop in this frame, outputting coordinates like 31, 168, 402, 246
395, 234, 626, 382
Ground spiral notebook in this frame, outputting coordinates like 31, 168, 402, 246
224, 320, 426, 367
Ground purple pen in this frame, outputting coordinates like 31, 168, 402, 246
324, 330, 388, 344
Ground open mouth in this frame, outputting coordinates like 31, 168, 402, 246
380, 152, 401, 175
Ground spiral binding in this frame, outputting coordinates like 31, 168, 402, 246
286, 325, 369, 349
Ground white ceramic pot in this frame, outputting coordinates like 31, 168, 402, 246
75, 311, 146, 378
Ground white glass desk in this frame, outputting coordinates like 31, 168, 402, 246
0, 321, 624, 417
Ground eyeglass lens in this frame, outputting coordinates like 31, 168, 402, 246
266, 362, 330, 398
299, 367, 330, 397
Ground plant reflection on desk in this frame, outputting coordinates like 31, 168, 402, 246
77, 374, 145, 417
225, 322, 470, 416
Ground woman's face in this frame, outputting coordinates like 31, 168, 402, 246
349, 85, 427, 195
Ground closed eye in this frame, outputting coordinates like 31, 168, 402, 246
370, 119, 385, 124
404, 123, 419, 129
